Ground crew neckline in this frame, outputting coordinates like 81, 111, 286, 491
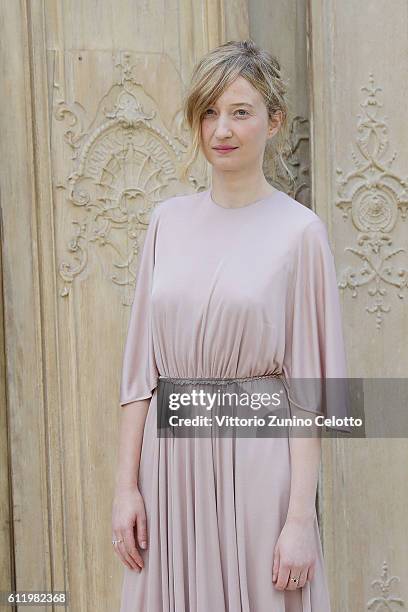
206, 187, 281, 211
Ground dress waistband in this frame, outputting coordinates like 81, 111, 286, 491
158, 373, 283, 385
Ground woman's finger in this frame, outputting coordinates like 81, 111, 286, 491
287, 566, 302, 590
136, 512, 148, 550
275, 563, 290, 591
307, 563, 315, 582
112, 534, 137, 570
297, 566, 309, 588
123, 526, 144, 569
272, 547, 279, 583
118, 539, 141, 570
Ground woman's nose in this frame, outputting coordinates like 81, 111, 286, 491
215, 115, 232, 138
214, 121, 233, 137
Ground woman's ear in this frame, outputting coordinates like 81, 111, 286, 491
268, 109, 283, 137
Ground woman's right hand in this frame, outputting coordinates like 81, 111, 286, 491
112, 484, 148, 571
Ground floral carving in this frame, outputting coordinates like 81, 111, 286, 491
366, 560, 405, 610
335, 74, 408, 328
264, 115, 311, 207
54, 51, 203, 300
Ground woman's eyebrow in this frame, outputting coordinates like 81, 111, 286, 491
210, 102, 255, 108
229, 102, 254, 107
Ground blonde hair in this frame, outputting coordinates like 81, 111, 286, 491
179, 39, 292, 184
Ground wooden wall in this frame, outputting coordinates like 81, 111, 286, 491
0, 0, 406, 609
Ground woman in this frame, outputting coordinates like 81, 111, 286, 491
112, 39, 349, 611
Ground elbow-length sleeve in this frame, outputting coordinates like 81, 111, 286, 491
119, 207, 160, 407
282, 218, 351, 433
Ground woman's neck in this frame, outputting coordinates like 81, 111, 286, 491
210, 176, 277, 208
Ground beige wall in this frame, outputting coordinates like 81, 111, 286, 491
1, 0, 407, 610
307, 0, 408, 608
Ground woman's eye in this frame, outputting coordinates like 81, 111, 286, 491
203, 108, 249, 117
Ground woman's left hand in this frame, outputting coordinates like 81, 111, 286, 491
272, 515, 317, 590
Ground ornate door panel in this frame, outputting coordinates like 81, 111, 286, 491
0, 1, 247, 609
308, 0, 408, 609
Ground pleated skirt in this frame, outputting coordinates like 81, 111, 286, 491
119, 376, 331, 611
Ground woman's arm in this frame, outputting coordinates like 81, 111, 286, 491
286, 436, 321, 523
115, 399, 149, 490
272, 435, 322, 590
112, 399, 150, 572
113, 207, 161, 571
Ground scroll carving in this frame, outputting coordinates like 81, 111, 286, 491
264, 115, 311, 208
366, 560, 405, 610
335, 74, 408, 328
54, 51, 204, 300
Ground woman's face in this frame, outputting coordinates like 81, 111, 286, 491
200, 75, 281, 173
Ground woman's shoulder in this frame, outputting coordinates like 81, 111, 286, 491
275, 191, 323, 228
277, 196, 335, 267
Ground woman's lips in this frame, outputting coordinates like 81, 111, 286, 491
213, 147, 238, 154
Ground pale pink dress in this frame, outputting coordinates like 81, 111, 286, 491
118, 188, 348, 611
